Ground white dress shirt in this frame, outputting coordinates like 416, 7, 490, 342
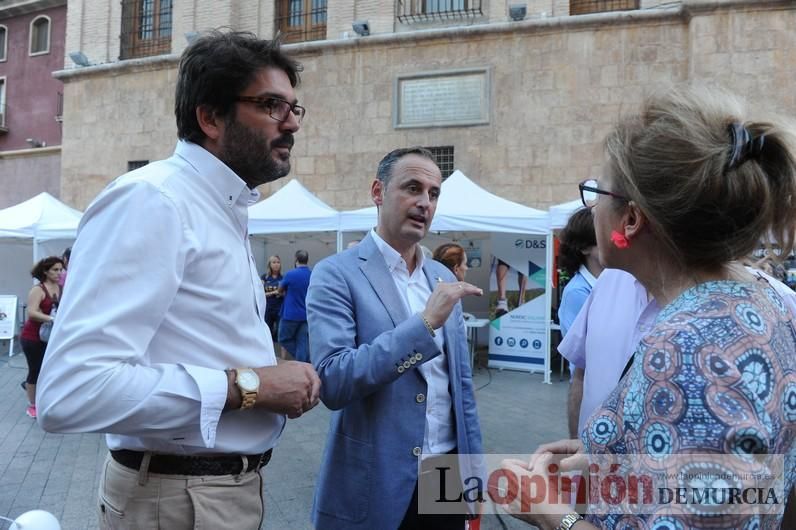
36, 141, 284, 455
370, 230, 456, 456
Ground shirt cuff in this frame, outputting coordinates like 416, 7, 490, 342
181, 363, 228, 448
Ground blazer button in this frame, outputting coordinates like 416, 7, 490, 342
415, 393, 425, 403
412, 446, 422, 457
397, 365, 405, 374
409, 357, 417, 365
403, 360, 412, 369
414, 352, 423, 361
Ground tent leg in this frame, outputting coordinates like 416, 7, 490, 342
336, 231, 343, 253
543, 233, 553, 384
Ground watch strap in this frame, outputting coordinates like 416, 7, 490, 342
557, 512, 584, 530
234, 367, 258, 410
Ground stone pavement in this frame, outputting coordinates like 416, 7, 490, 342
0, 352, 568, 530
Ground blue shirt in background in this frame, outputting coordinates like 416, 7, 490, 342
280, 266, 311, 321
558, 265, 597, 337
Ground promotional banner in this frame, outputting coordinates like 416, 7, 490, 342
0, 295, 17, 356
488, 234, 548, 372
0, 295, 16, 340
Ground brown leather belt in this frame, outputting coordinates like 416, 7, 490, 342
110, 448, 272, 476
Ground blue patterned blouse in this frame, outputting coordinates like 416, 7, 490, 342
582, 279, 796, 529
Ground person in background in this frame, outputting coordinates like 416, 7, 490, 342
560, 269, 657, 438
556, 207, 604, 436
278, 250, 311, 363
262, 255, 284, 356
504, 86, 796, 529
19, 256, 63, 419
433, 242, 469, 281
59, 247, 71, 288
557, 208, 601, 337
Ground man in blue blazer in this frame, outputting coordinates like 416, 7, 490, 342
307, 147, 484, 530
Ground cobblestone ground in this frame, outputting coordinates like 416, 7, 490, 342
0, 351, 568, 530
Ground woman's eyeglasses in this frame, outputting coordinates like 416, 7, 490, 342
579, 179, 629, 208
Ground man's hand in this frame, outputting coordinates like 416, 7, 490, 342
423, 281, 483, 329
255, 362, 321, 418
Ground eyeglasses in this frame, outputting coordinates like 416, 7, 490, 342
578, 179, 629, 208
235, 96, 305, 124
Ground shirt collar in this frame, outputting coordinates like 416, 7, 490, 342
370, 229, 425, 274
578, 264, 598, 288
174, 140, 257, 207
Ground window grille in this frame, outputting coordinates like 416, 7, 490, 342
120, 0, 172, 59
128, 160, 149, 171
569, 0, 639, 16
427, 146, 455, 180
396, 0, 483, 23
276, 0, 327, 44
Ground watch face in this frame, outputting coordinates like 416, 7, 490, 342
238, 370, 259, 392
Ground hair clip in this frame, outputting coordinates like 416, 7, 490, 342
727, 122, 765, 172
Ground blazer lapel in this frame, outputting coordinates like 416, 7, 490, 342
358, 235, 410, 327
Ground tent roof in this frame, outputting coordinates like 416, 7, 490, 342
549, 198, 584, 230
248, 179, 339, 234
0, 192, 83, 240
339, 170, 549, 234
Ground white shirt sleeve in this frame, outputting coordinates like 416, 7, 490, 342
36, 180, 227, 448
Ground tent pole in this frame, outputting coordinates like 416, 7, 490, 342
336, 231, 343, 253
543, 233, 553, 384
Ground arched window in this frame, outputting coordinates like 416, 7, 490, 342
0, 26, 7, 61
30, 15, 51, 55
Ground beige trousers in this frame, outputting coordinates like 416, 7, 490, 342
98, 454, 265, 530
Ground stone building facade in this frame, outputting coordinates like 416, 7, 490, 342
56, 0, 796, 211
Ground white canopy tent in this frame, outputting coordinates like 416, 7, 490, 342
339, 170, 550, 234
248, 179, 341, 272
0, 192, 82, 247
549, 198, 584, 230
248, 179, 339, 234
0, 193, 82, 355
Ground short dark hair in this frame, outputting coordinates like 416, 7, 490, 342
558, 208, 596, 277
295, 250, 309, 265
62, 247, 71, 261
376, 147, 438, 188
31, 256, 64, 282
175, 30, 302, 145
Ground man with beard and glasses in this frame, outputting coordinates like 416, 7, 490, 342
307, 148, 484, 530
36, 31, 320, 530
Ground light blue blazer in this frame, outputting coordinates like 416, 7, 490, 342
306, 234, 483, 530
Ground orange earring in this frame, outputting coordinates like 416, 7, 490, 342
611, 230, 630, 249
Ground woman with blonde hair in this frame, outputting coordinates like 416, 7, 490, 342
504, 87, 796, 528
261, 255, 284, 338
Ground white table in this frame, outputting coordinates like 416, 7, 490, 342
464, 318, 490, 367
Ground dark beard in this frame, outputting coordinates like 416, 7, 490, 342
218, 118, 293, 188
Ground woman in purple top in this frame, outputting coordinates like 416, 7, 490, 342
502, 87, 796, 529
